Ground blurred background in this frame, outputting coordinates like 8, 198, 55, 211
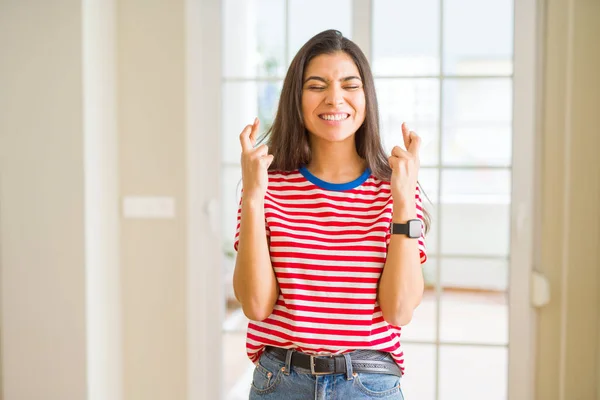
0, 0, 598, 400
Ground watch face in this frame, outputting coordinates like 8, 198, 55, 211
408, 220, 422, 238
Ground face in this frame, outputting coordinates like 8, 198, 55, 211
301, 52, 366, 144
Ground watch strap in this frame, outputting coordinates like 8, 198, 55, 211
390, 219, 421, 238
390, 223, 409, 235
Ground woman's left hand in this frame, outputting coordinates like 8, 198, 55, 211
388, 122, 421, 208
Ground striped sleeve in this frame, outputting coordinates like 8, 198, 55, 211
233, 197, 243, 252
415, 186, 428, 264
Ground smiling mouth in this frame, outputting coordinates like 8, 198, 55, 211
319, 113, 350, 121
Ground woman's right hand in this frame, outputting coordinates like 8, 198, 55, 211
239, 118, 274, 201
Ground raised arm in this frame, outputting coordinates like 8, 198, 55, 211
233, 118, 279, 321
378, 123, 425, 326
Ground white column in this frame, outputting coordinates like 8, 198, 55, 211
83, 0, 122, 399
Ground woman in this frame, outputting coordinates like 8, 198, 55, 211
233, 29, 429, 399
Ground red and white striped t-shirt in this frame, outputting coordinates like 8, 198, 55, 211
234, 167, 427, 373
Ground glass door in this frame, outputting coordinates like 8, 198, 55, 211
218, 1, 536, 398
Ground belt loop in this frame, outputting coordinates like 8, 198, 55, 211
283, 349, 294, 376
343, 353, 354, 381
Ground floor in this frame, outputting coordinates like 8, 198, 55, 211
223, 289, 508, 400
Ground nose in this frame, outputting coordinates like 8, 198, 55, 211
325, 86, 344, 106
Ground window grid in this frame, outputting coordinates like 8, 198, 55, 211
221, 1, 514, 398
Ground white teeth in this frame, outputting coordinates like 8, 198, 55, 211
320, 114, 349, 121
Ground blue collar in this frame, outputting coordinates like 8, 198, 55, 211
299, 166, 371, 191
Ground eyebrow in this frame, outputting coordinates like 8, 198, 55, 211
303, 76, 362, 84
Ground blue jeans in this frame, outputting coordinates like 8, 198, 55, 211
249, 349, 405, 399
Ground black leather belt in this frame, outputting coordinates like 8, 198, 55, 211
264, 346, 403, 378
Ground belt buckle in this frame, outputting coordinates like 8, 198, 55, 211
309, 355, 329, 376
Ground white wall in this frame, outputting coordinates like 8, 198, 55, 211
1, 1, 123, 399
118, 0, 189, 398
0, 1, 222, 399
0, 1, 88, 398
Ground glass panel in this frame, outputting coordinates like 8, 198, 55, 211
442, 79, 512, 166
441, 257, 508, 291
421, 197, 438, 255
288, 0, 353, 62
372, 0, 440, 76
419, 168, 438, 260
222, 81, 283, 164
440, 261, 508, 344
419, 167, 439, 203
443, 0, 513, 76
418, 171, 438, 256
400, 343, 436, 400
440, 169, 511, 256
402, 257, 437, 342
439, 345, 508, 400
375, 79, 440, 167
223, 0, 286, 78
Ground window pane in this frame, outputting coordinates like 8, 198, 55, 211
421, 197, 438, 255
442, 79, 512, 166
222, 81, 282, 164
419, 167, 439, 203
441, 168, 511, 204
375, 79, 439, 167
400, 344, 436, 400
441, 257, 508, 291
372, 0, 440, 76
439, 345, 508, 400
443, 0, 514, 76
440, 169, 510, 256
288, 0, 352, 62
440, 269, 508, 344
223, 0, 286, 78
419, 168, 438, 257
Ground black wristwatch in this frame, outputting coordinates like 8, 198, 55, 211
390, 219, 422, 238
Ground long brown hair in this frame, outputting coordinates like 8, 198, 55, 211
262, 29, 430, 234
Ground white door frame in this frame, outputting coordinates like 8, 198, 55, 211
509, 0, 539, 398
186, 0, 224, 399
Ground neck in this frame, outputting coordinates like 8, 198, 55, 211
307, 135, 366, 183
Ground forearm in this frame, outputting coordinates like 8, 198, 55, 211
233, 198, 279, 321
378, 204, 424, 326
